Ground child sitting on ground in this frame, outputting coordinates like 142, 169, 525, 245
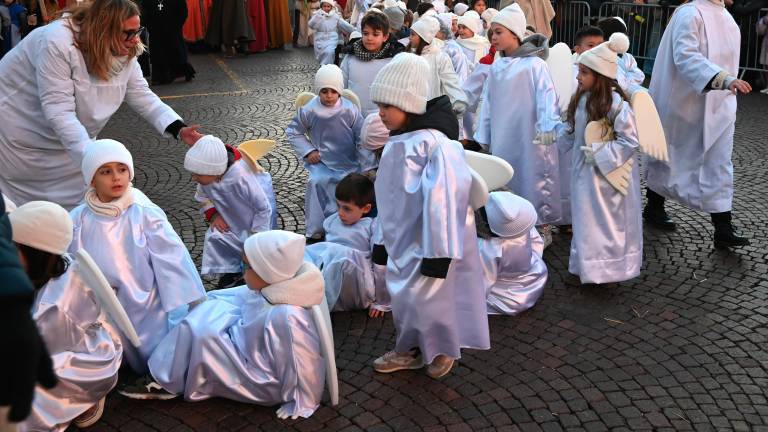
143, 231, 326, 419
69, 139, 206, 374
476, 192, 548, 315
286, 64, 371, 241
10, 201, 122, 430
309, 0, 356, 65
185, 135, 277, 289
304, 173, 388, 317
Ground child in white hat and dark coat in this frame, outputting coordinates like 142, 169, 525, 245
370, 52, 490, 379
146, 231, 327, 419
476, 192, 548, 315
286, 64, 373, 240
68, 139, 206, 375
184, 135, 277, 289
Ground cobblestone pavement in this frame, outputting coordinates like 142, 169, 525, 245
84, 48, 768, 432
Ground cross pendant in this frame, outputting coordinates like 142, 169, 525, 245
158, 3, 163, 10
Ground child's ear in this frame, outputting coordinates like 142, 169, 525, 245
362, 203, 373, 214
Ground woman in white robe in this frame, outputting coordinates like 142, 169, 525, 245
0, 0, 202, 210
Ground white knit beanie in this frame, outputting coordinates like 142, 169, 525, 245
481, 7, 499, 24
578, 32, 630, 80
81, 139, 134, 185
184, 135, 228, 175
412, 15, 441, 44
314, 64, 344, 95
361, 112, 389, 150
9, 201, 73, 255
454, 2, 469, 15
458, 10, 483, 35
244, 230, 306, 284
320, 0, 334, 6
485, 191, 537, 238
370, 53, 430, 114
491, 4, 526, 41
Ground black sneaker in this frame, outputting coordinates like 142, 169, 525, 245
118, 375, 178, 400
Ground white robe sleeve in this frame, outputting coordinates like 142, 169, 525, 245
144, 207, 206, 312
340, 56, 351, 88
437, 52, 468, 105
353, 110, 377, 171
532, 60, 562, 134
36, 39, 92, 165
337, 16, 356, 34
286, 108, 317, 159
592, 98, 639, 177
463, 64, 488, 112
194, 185, 215, 217
473, 77, 492, 146
124, 61, 182, 136
671, 9, 723, 93
308, 11, 322, 30
245, 181, 273, 233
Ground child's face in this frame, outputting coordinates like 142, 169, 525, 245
408, 32, 422, 50
321, 3, 333, 12
377, 103, 408, 131
243, 255, 269, 291
319, 88, 341, 106
473, 0, 486, 14
490, 23, 519, 55
451, 19, 459, 35
362, 25, 388, 52
91, 162, 130, 201
574, 36, 604, 54
577, 64, 596, 91
191, 173, 220, 186
457, 24, 474, 39
337, 200, 372, 225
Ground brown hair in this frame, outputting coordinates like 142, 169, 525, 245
407, 34, 429, 56
565, 66, 628, 134
62, 0, 144, 81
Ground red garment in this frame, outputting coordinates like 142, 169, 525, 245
479, 46, 496, 65
247, 0, 268, 52
183, 0, 213, 42
336, 0, 347, 9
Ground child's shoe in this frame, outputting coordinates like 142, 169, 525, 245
118, 375, 179, 400
373, 350, 423, 373
426, 355, 455, 379
73, 397, 105, 428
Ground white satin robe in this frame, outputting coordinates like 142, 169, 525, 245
375, 129, 490, 363
462, 62, 490, 141
69, 189, 206, 373
617, 53, 646, 97
340, 55, 393, 116
477, 228, 547, 315
562, 93, 642, 284
304, 213, 375, 311
148, 286, 324, 418
421, 44, 468, 106
0, 20, 182, 210
308, 10, 355, 65
286, 97, 368, 237
475, 56, 563, 225
21, 264, 122, 432
196, 160, 277, 275
645, 0, 740, 213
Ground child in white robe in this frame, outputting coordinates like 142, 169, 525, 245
145, 231, 326, 419
304, 173, 385, 316
477, 192, 547, 315
9, 202, 121, 431
561, 34, 642, 285
309, 0, 356, 65
69, 139, 206, 374
286, 64, 369, 240
475, 4, 562, 247
369, 53, 490, 379
185, 135, 277, 289
456, 11, 490, 65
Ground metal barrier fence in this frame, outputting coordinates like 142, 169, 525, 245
551, 1, 592, 47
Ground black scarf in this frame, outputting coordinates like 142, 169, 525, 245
344, 34, 405, 61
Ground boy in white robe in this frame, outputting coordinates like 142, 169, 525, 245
644, 0, 752, 249
369, 53, 490, 379
475, 4, 562, 247
144, 231, 327, 419
309, 0, 356, 65
477, 192, 547, 315
286, 64, 369, 240
69, 139, 206, 374
9, 202, 121, 431
185, 135, 277, 289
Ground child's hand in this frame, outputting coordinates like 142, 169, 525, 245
305, 150, 322, 164
211, 214, 230, 232
368, 307, 385, 318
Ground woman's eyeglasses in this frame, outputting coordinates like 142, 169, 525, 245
122, 26, 145, 41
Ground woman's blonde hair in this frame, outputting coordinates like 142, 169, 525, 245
61, 0, 144, 81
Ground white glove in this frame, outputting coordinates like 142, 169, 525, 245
452, 101, 468, 116
533, 130, 556, 146
276, 405, 299, 420
580, 145, 596, 165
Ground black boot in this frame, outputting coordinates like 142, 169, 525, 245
711, 211, 750, 249
643, 188, 676, 231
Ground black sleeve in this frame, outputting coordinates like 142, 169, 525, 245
372, 244, 388, 266
420, 258, 452, 279
165, 120, 187, 139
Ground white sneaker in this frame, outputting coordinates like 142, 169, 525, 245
373, 350, 423, 373
73, 397, 105, 428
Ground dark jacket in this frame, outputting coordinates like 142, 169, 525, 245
395, 95, 460, 140
0, 194, 33, 297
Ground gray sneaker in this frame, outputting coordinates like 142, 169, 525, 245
118, 375, 179, 400
426, 355, 455, 379
373, 350, 424, 373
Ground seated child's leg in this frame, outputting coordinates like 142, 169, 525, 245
202, 229, 244, 275
304, 180, 326, 238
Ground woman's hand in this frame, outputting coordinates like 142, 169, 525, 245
728, 79, 752, 95
180, 125, 204, 146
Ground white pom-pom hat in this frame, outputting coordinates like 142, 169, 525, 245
578, 32, 629, 80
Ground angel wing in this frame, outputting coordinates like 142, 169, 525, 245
342, 89, 361, 109
631, 91, 668, 162
584, 120, 633, 196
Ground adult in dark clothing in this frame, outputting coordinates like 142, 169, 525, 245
0, 194, 57, 427
142, 0, 196, 84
